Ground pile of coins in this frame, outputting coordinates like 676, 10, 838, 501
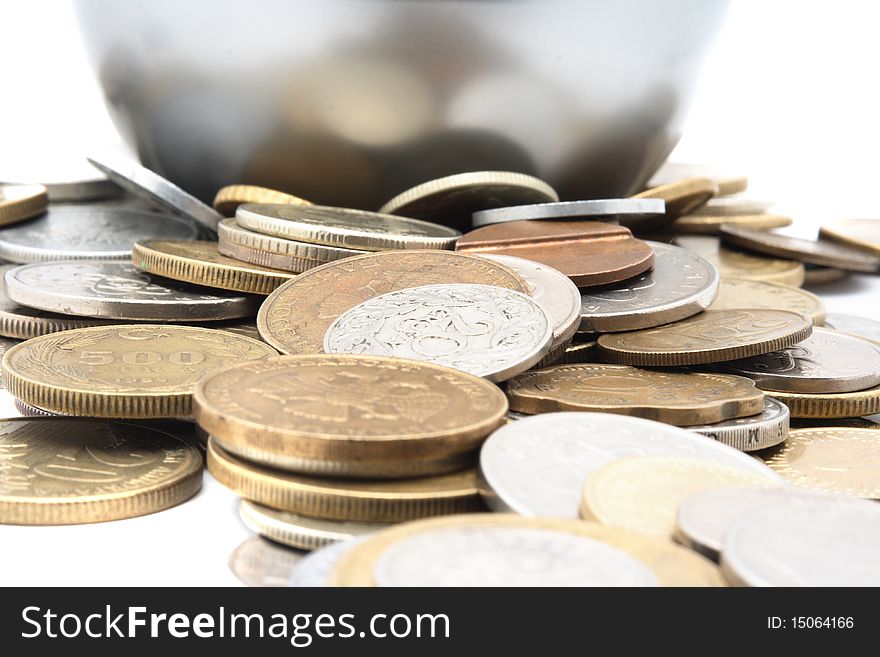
3, 154, 880, 587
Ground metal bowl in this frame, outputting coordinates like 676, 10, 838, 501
74, 0, 728, 208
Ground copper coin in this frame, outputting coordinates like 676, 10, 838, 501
454, 220, 654, 287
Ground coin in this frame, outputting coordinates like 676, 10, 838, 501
674, 212, 793, 234
455, 220, 655, 287
720, 500, 880, 586
632, 177, 718, 219
257, 250, 529, 355
720, 225, 880, 272
686, 397, 790, 452
471, 198, 665, 228
206, 439, 484, 522
580, 456, 778, 538
506, 365, 763, 425
131, 240, 295, 295
597, 309, 813, 366
673, 235, 805, 286
194, 355, 506, 476
709, 278, 825, 325
478, 412, 780, 517
0, 418, 202, 524
675, 486, 838, 561
718, 327, 880, 394
2, 325, 277, 418
762, 427, 880, 497
236, 203, 460, 251
239, 500, 383, 551
290, 538, 365, 587
766, 382, 880, 418
696, 195, 773, 216
479, 254, 580, 350
0, 184, 48, 226
330, 514, 725, 587
647, 163, 748, 196
819, 218, 880, 255
803, 265, 850, 286
87, 151, 223, 231
0, 336, 18, 386
229, 536, 307, 587
554, 339, 598, 364
578, 241, 718, 332
324, 284, 553, 382
0, 205, 201, 263
213, 184, 310, 216
0, 177, 124, 203
378, 171, 559, 230
824, 313, 880, 342
4, 261, 260, 321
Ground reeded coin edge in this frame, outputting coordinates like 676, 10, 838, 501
218, 239, 328, 273
766, 386, 880, 418
0, 185, 49, 226
218, 218, 364, 261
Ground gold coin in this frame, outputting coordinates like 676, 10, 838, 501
329, 514, 725, 587
212, 184, 310, 216
580, 456, 778, 538
206, 439, 483, 522
673, 235, 805, 286
210, 321, 263, 341
0, 417, 202, 524
2, 325, 278, 418
647, 163, 748, 196
507, 364, 764, 425
803, 266, 850, 286
256, 250, 529, 354
710, 278, 825, 325
819, 218, 880, 256
0, 184, 48, 226
762, 427, 880, 498
194, 354, 506, 476
632, 177, 718, 219
674, 213, 792, 234
597, 309, 812, 366
765, 383, 880, 418
131, 240, 295, 295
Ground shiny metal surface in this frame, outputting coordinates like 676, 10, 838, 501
73, 0, 729, 210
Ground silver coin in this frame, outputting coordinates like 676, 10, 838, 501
289, 537, 366, 587
478, 412, 781, 518
372, 526, 658, 587
87, 150, 222, 231
323, 283, 553, 382
229, 536, 307, 588
720, 499, 880, 586
0, 205, 200, 263
579, 241, 719, 333
471, 198, 664, 227
718, 327, 880, 394
675, 486, 838, 561
479, 254, 580, 349
1, 177, 124, 202
686, 397, 789, 452
825, 313, 880, 343
236, 203, 460, 251
4, 261, 259, 321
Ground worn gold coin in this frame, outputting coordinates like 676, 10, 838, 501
329, 513, 725, 587
0, 184, 48, 226
2, 325, 278, 418
256, 250, 528, 354
673, 235, 805, 286
131, 240, 295, 295
674, 213, 792, 234
0, 417, 202, 524
206, 439, 483, 522
506, 364, 763, 426
597, 309, 812, 366
710, 278, 825, 325
580, 456, 778, 538
764, 383, 880, 418
632, 177, 718, 219
194, 355, 506, 477
213, 184, 310, 216
819, 218, 880, 256
762, 428, 880, 498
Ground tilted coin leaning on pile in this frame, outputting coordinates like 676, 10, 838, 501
3, 155, 880, 587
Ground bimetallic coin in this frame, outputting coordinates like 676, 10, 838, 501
674, 213, 792, 235
324, 284, 553, 382
194, 355, 506, 476
718, 328, 880, 394
819, 218, 880, 256
230, 537, 307, 588
579, 241, 718, 332
506, 365, 764, 426
2, 326, 278, 418
597, 309, 813, 366
710, 278, 825, 325
647, 163, 748, 196
721, 500, 880, 586
686, 397, 790, 452
632, 177, 718, 220
478, 412, 781, 517
673, 235, 805, 286
236, 203, 460, 251
824, 313, 880, 342
580, 456, 778, 538
87, 151, 223, 231
257, 250, 529, 355
0, 184, 48, 226
290, 538, 365, 587
213, 184, 310, 216
5, 261, 260, 321
471, 198, 665, 228
0, 206, 201, 263
697, 195, 773, 216
0, 418, 202, 524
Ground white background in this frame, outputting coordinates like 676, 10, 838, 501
0, 0, 878, 586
